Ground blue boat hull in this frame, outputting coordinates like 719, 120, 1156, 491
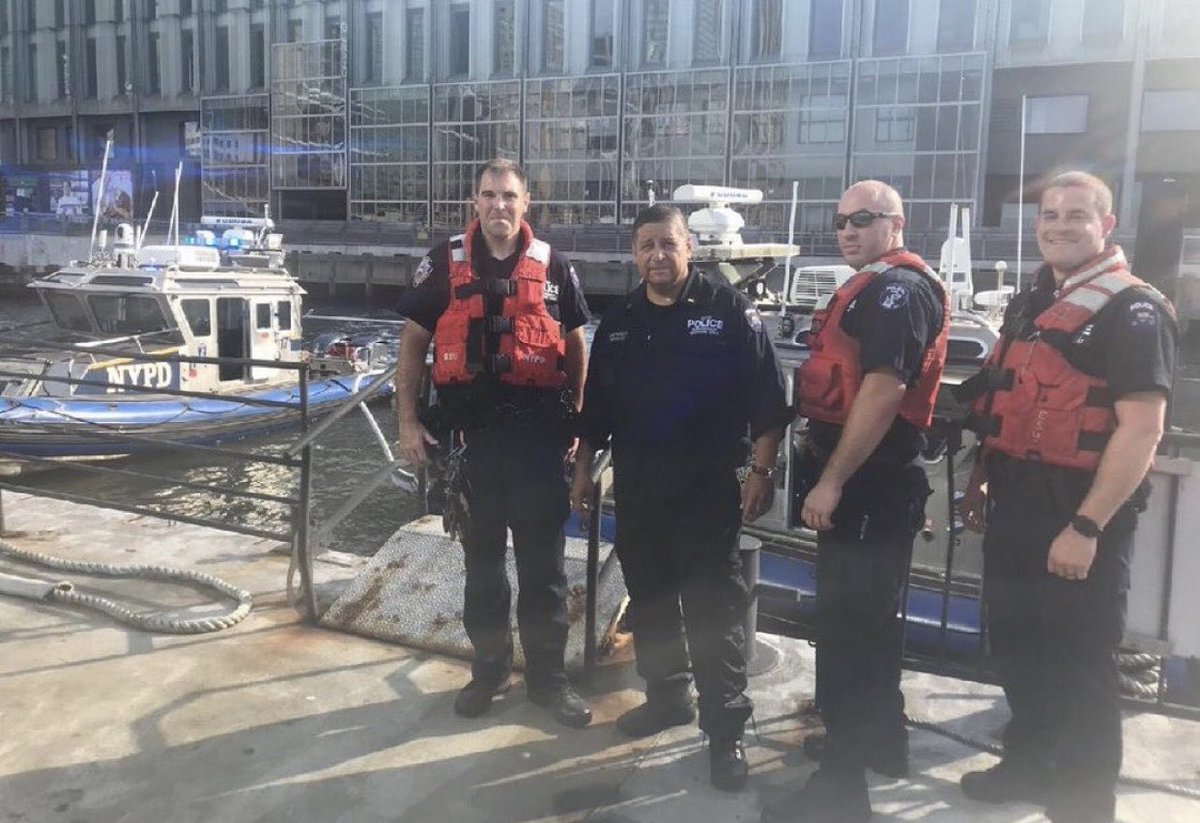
0, 375, 392, 458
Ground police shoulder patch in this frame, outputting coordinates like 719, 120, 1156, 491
745, 307, 763, 333
1127, 299, 1159, 329
413, 256, 433, 287
880, 283, 910, 310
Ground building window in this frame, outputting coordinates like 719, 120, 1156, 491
873, 0, 908, 55
810, 0, 843, 60
494, 0, 515, 76
37, 127, 57, 161
181, 29, 194, 93
937, 0, 975, 51
751, 0, 782, 60
875, 106, 914, 143
114, 0, 123, 21
84, 38, 97, 98
693, 0, 725, 65
55, 39, 67, 98
1010, 0, 1050, 44
0, 2, 8, 37
180, 0, 191, 16
1026, 94, 1088, 134
543, 0, 564, 73
213, 0, 226, 13
448, 3, 470, 76
365, 11, 384, 83
116, 34, 126, 95
0, 46, 9, 103
288, 19, 303, 43
54, 0, 63, 27
147, 32, 160, 94
1141, 90, 1200, 132
84, 0, 94, 25
642, 0, 669, 66
250, 23, 266, 88
405, 7, 425, 80
799, 97, 846, 144
214, 26, 229, 92
324, 15, 341, 40
1082, 0, 1124, 41
23, 41, 34, 102
591, 0, 615, 69
145, 0, 156, 17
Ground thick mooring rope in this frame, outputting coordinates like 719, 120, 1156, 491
0, 538, 251, 634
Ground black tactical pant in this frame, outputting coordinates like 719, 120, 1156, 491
984, 467, 1134, 823
810, 458, 928, 771
612, 464, 752, 741
460, 424, 570, 692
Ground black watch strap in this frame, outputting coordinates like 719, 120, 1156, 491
1070, 514, 1102, 538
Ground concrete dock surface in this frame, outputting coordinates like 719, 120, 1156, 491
1, 491, 1198, 823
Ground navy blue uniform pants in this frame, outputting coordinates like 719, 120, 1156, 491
612, 466, 752, 740
984, 477, 1134, 823
460, 424, 570, 692
808, 458, 927, 771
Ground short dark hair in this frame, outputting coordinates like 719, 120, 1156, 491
474, 158, 528, 193
632, 204, 687, 240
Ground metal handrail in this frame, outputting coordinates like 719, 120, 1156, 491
286, 363, 397, 456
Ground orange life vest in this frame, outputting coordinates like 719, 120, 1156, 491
431, 219, 567, 389
797, 249, 950, 429
970, 247, 1166, 471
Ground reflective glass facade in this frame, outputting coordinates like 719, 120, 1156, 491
271, 39, 347, 189
731, 61, 851, 232
349, 85, 430, 223
621, 69, 729, 222
431, 79, 521, 227
852, 52, 986, 231
524, 74, 619, 225
200, 94, 270, 218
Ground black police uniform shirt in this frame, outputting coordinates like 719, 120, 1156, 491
395, 228, 591, 406
986, 263, 1177, 504
807, 263, 946, 467
581, 269, 791, 488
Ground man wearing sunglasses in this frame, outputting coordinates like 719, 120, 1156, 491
763, 181, 949, 823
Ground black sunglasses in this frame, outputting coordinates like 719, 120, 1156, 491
834, 210, 898, 230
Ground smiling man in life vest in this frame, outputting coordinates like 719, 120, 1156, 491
764, 180, 949, 823
393, 159, 593, 728
956, 172, 1176, 823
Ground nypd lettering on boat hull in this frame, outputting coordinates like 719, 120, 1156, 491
687, 316, 725, 336
77, 360, 182, 395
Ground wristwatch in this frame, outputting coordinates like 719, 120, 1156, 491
748, 464, 775, 480
1070, 514, 1103, 538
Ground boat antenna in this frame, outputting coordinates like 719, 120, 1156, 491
780, 180, 799, 315
167, 161, 183, 251
137, 190, 159, 252
1016, 93, 1028, 292
88, 131, 114, 260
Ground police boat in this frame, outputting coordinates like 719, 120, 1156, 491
0, 215, 393, 470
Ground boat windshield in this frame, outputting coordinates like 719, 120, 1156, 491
42, 292, 94, 333
87, 294, 174, 336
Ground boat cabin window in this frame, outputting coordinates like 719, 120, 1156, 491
181, 299, 213, 337
42, 292, 93, 333
255, 303, 272, 330
277, 300, 292, 331
87, 294, 173, 336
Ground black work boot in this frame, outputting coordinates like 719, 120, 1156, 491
709, 737, 749, 792
761, 766, 871, 822
527, 682, 593, 728
960, 757, 1051, 804
802, 730, 909, 778
616, 695, 697, 738
453, 676, 512, 718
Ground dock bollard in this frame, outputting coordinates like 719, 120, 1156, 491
739, 533, 780, 676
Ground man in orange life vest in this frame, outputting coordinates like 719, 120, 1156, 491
956, 172, 1176, 823
394, 159, 592, 728
764, 180, 949, 823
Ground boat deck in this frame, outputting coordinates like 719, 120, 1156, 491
1, 492, 1198, 823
